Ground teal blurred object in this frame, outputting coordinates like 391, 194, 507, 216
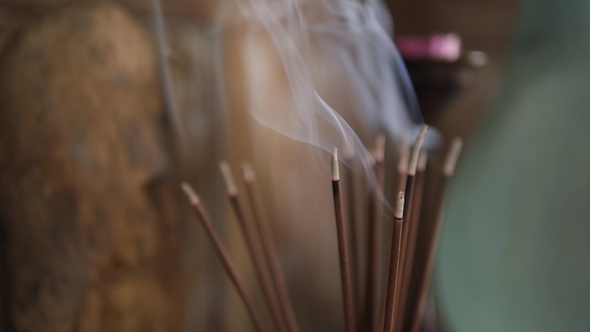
436, 0, 590, 331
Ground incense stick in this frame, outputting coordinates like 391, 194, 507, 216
396, 132, 411, 194
383, 192, 405, 332
409, 138, 463, 332
343, 149, 360, 315
331, 148, 356, 332
398, 151, 428, 331
384, 131, 408, 331
242, 162, 300, 332
393, 125, 428, 332
220, 162, 288, 332
181, 183, 267, 332
364, 135, 386, 332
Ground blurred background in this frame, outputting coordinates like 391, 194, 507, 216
1, 0, 589, 331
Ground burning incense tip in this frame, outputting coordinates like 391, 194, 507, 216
375, 134, 386, 164
242, 162, 256, 183
332, 147, 340, 181
394, 191, 405, 219
408, 125, 429, 176
180, 182, 200, 206
443, 137, 464, 176
220, 161, 238, 196
417, 150, 429, 172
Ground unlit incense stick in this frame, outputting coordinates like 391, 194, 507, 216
408, 127, 429, 177
365, 135, 386, 332
181, 183, 267, 332
394, 125, 428, 332
331, 148, 356, 332
443, 138, 464, 178
409, 138, 463, 332
342, 147, 360, 314
398, 151, 428, 331
220, 162, 288, 332
396, 132, 411, 194
242, 162, 300, 332
383, 192, 405, 332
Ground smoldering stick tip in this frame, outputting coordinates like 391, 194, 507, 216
241, 162, 256, 183
394, 191, 405, 219
332, 147, 340, 181
417, 150, 429, 172
443, 137, 464, 177
408, 125, 429, 176
220, 161, 238, 196
181, 182, 200, 206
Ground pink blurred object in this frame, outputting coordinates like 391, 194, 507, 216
396, 33, 462, 62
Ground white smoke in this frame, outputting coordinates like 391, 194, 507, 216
215, 0, 437, 180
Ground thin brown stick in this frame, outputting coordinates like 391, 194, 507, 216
364, 175, 376, 331
181, 183, 267, 332
332, 148, 356, 332
379, 134, 409, 332
242, 162, 300, 332
393, 125, 428, 332
343, 150, 360, 317
364, 135, 386, 332
398, 151, 428, 331
409, 138, 463, 332
383, 192, 405, 332
396, 132, 411, 194
392, 176, 414, 332
220, 162, 288, 332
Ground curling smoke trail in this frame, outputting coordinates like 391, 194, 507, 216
216, 0, 437, 183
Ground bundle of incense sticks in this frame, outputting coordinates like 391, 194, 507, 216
180, 125, 463, 332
